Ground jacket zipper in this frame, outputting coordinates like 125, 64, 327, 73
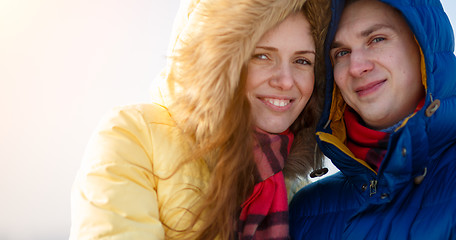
369, 179, 377, 197
319, 137, 379, 197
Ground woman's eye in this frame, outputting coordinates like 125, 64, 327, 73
253, 53, 269, 60
295, 58, 311, 65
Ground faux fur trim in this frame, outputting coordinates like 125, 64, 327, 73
154, 0, 309, 143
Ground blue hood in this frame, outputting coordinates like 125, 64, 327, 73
316, 0, 456, 181
290, 2, 456, 238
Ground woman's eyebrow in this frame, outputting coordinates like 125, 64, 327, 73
296, 50, 316, 55
255, 46, 315, 55
255, 46, 277, 51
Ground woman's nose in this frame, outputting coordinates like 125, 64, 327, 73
269, 64, 294, 90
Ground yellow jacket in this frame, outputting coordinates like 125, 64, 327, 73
71, 104, 211, 239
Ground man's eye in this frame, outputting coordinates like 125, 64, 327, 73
335, 50, 349, 58
371, 37, 385, 43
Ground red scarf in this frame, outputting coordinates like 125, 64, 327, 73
238, 129, 293, 240
344, 108, 389, 172
344, 99, 424, 172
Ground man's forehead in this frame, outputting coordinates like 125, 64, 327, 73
332, 23, 396, 47
331, 0, 406, 47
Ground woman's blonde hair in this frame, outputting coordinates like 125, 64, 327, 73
164, 0, 330, 238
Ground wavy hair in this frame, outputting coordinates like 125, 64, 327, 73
164, 0, 330, 238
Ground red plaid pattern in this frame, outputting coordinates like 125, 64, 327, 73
238, 129, 293, 240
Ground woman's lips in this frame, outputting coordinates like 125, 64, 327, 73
355, 79, 386, 97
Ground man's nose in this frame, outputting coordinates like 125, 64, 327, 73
348, 49, 374, 78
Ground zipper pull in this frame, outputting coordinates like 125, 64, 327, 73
369, 179, 377, 197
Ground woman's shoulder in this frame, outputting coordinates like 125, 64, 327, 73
104, 103, 175, 127
80, 102, 194, 183
99, 103, 185, 154
87, 103, 183, 167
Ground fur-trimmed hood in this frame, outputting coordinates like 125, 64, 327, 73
152, 0, 319, 144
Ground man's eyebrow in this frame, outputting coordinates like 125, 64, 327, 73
330, 41, 342, 50
330, 23, 395, 50
360, 23, 395, 37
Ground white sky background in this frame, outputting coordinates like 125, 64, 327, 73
0, 1, 455, 239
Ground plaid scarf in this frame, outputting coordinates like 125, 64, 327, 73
345, 98, 424, 172
238, 128, 293, 240
344, 108, 389, 172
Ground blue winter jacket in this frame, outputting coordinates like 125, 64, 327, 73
289, 0, 456, 239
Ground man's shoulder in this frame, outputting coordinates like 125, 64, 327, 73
420, 144, 456, 205
290, 172, 360, 215
289, 172, 361, 239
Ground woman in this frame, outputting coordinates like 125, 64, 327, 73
70, 0, 330, 239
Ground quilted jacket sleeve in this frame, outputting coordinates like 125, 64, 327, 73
70, 105, 164, 239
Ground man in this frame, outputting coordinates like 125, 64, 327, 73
289, 0, 456, 239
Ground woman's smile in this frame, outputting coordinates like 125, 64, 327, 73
260, 97, 293, 109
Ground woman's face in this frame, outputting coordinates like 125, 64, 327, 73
246, 13, 315, 133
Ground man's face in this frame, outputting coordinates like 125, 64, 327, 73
330, 0, 424, 130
